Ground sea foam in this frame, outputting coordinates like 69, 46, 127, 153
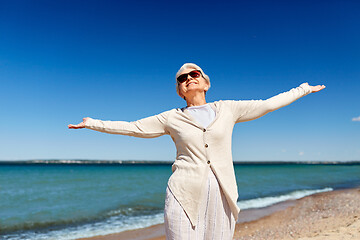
3, 212, 165, 240
237, 187, 333, 210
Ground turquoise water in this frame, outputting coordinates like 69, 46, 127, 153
1, 163, 360, 239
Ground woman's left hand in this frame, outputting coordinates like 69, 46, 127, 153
309, 84, 326, 93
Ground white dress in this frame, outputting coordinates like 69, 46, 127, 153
164, 104, 236, 240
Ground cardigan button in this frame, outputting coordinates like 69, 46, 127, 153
207, 160, 210, 164
205, 144, 208, 148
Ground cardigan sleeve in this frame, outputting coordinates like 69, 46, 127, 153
226, 83, 312, 123
84, 110, 170, 138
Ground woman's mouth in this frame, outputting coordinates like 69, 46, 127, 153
187, 82, 197, 87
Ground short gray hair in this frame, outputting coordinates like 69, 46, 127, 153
175, 63, 211, 97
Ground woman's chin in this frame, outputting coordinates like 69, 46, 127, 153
187, 85, 204, 92
183, 89, 206, 98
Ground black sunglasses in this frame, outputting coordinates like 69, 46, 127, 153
177, 70, 203, 83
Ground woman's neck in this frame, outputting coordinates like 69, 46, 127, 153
185, 94, 207, 107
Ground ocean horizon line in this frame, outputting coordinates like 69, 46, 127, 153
1, 159, 360, 165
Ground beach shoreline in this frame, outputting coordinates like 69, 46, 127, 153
77, 187, 360, 240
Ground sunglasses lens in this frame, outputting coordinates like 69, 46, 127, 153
189, 71, 201, 78
177, 75, 187, 83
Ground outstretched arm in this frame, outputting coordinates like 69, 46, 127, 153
68, 111, 170, 138
228, 83, 325, 123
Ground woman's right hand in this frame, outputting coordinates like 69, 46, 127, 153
68, 117, 90, 129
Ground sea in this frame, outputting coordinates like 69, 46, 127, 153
1, 161, 360, 240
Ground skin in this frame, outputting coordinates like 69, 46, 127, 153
68, 69, 326, 129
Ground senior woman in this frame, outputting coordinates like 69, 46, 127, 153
68, 63, 325, 239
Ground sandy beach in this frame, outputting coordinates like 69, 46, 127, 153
78, 187, 360, 240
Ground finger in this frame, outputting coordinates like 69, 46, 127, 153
68, 124, 83, 129
312, 85, 326, 92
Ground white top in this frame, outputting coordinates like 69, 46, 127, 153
186, 104, 216, 128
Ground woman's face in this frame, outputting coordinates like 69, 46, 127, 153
177, 69, 209, 98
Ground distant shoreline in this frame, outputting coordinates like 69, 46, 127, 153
1, 159, 360, 165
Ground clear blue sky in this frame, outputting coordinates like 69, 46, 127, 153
1, 0, 359, 161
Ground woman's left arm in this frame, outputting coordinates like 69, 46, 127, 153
228, 83, 325, 123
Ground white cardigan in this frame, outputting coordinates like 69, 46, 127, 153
85, 83, 312, 226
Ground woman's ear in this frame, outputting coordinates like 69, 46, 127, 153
178, 85, 185, 98
204, 82, 209, 91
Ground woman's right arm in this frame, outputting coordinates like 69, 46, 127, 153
68, 111, 170, 138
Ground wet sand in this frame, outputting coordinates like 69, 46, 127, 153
78, 187, 360, 240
